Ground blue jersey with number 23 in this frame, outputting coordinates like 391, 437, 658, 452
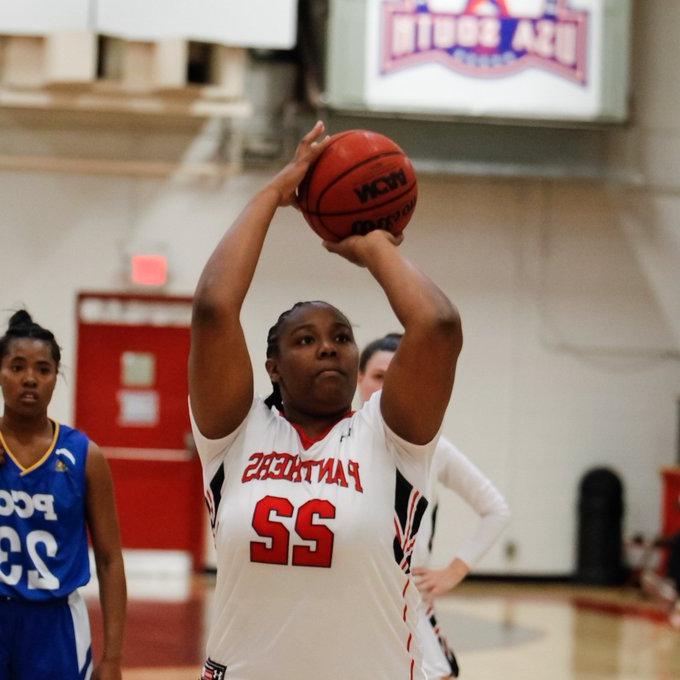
0, 422, 91, 601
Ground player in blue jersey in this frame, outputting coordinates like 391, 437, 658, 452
0, 310, 127, 680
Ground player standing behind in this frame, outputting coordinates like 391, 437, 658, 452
0, 311, 126, 680
358, 333, 510, 680
189, 121, 463, 679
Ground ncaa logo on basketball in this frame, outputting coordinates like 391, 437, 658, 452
381, 0, 589, 84
354, 168, 408, 204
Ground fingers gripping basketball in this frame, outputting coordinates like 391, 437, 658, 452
297, 130, 418, 242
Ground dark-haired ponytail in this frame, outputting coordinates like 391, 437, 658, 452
0, 309, 61, 366
264, 383, 284, 412
8, 309, 34, 329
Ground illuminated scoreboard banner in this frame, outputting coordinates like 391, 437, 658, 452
327, 0, 632, 122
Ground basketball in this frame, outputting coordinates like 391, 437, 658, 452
297, 129, 418, 242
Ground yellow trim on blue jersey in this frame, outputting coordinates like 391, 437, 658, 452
0, 420, 60, 475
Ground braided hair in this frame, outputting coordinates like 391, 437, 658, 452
358, 332, 402, 374
264, 301, 352, 412
0, 310, 61, 366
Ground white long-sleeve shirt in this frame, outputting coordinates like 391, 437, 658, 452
413, 436, 510, 569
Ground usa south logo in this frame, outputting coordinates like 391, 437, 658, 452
381, 0, 589, 84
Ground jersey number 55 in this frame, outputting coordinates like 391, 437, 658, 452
250, 496, 336, 569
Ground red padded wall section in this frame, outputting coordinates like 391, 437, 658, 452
75, 323, 189, 449
75, 294, 205, 570
107, 456, 204, 570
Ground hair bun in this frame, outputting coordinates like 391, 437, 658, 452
8, 309, 33, 329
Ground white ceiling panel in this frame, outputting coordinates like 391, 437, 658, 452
0, 0, 90, 34
96, 0, 297, 48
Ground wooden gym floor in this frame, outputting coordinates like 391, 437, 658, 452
85, 573, 680, 679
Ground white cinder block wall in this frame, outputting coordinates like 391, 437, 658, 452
1, 0, 679, 574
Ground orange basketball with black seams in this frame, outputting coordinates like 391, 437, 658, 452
297, 129, 418, 242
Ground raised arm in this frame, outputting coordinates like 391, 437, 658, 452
325, 232, 462, 445
189, 122, 331, 438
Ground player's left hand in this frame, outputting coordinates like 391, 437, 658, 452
268, 121, 332, 207
412, 559, 470, 602
91, 659, 122, 680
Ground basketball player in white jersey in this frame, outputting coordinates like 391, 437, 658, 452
189, 121, 463, 679
358, 334, 510, 679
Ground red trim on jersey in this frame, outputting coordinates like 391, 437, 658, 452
402, 579, 410, 598
283, 411, 353, 450
406, 492, 419, 537
401, 576, 417, 679
394, 486, 423, 571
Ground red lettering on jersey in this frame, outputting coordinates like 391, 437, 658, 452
330, 459, 348, 488
347, 460, 364, 493
257, 453, 275, 480
301, 459, 316, 483
241, 452, 263, 482
290, 456, 304, 483
317, 458, 335, 484
271, 454, 289, 480
241, 452, 364, 493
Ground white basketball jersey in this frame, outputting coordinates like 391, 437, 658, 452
191, 391, 434, 680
